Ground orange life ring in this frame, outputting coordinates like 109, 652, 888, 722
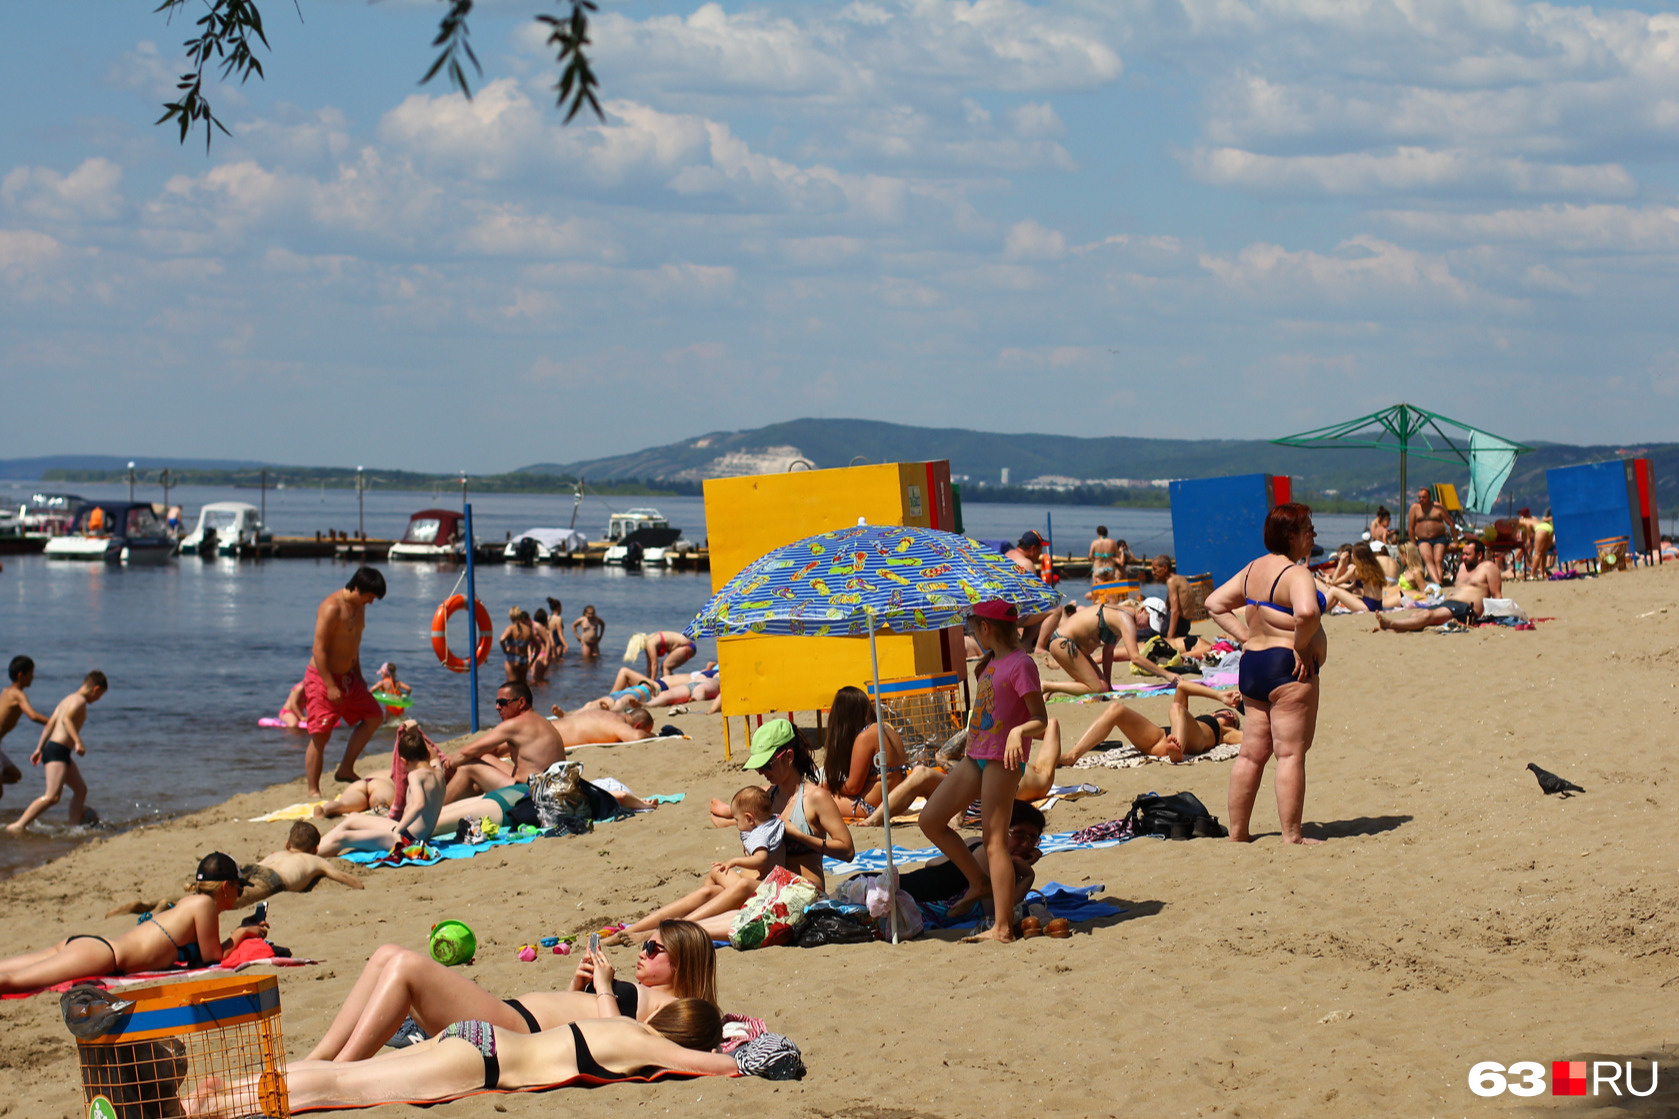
431, 595, 493, 673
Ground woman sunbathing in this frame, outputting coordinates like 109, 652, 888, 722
307, 919, 716, 1062
1061, 680, 1243, 765
609, 720, 852, 941
189, 1000, 739, 1114
1040, 602, 1173, 696
820, 685, 909, 820
0, 852, 263, 993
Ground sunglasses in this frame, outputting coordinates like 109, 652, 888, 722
495, 697, 519, 709
640, 940, 665, 959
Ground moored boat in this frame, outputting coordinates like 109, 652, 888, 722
388, 508, 467, 562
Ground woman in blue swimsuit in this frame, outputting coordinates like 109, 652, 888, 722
1204, 502, 1327, 846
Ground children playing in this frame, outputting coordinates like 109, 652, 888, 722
0, 655, 49, 800
106, 821, 364, 917
0, 851, 267, 993
715, 786, 785, 880
316, 721, 445, 856
918, 600, 1047, 944
7, 670, 107, 834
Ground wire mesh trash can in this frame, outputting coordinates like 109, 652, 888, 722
1595, 536, 1629, 572
866, 673, 966, 767
68, 974, 288, 1119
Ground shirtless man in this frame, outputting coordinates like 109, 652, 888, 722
548, 703, 656, 744
1407, 487, 1452, 584
1376, 584, 1487, 632
1151, 555, 1194, 642
1454, 537, 1503, 598
572, 605, 605, 658
0, 655, 49, 799
1088, 526, 1120, 585
7, 670, 106, 833
107, 821, 363, 915
303, 566, 387, 797
441, 680, 567, 806
1005, 531, 1060, 654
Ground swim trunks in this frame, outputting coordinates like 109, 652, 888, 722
1441, 599, 1474, 624
1421, 534, 1451, 546
482, 782, 530, 814
39, 740, 73, 766
303, 664, 384, 735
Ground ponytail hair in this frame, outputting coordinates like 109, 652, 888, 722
646, 998, 723, 1052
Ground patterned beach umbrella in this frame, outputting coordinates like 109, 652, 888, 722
686, 521, 1062, 944
685, 522, 1062, 639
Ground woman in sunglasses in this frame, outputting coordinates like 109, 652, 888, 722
305, 920, 717, 1063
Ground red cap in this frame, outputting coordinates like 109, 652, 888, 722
969, 599, 1019, 622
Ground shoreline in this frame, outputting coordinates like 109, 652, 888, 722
5, 566, 1678, 1115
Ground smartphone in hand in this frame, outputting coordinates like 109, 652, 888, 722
242, 901, 269, 927
588, 932, 601, 956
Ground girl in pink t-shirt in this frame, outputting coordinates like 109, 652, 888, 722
918, 598, 1047, 943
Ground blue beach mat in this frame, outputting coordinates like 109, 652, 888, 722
339, 814, 643, 868
934, 882, 1122, 930
824, 828, 1135, 878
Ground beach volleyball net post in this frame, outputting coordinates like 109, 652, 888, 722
70, 973, 289, 1118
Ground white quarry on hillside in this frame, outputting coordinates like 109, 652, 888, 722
670, 445, 808, 481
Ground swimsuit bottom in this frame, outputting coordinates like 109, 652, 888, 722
66, 933, 120, 973
238, 865, 285, 903
1420, 534, 1451, 546
1441, 599, 1474, 624
483, 782, 530, 815
1238, 647, 1304, 704
39, 740, 73, 766
1360, 595, 1383, 612
440, 1020, 500, 1090
504, 998, 542, 1033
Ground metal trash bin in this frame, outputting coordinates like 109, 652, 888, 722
65, 974, 288, 1119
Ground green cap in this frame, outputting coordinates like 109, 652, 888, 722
743, 719, 796, 770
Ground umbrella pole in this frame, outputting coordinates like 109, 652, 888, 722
866, 612, 901, 945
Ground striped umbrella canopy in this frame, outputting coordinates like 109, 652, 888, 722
685, 522, 1063, 639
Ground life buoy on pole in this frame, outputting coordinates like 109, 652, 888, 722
1039, 550, 1059, 586
431, 594, 492, 673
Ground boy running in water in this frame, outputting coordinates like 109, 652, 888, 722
0, 655, 49, 800
7, 670, 107, 833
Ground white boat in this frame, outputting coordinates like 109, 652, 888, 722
180, 501, 274, 557
44, 502, 173, 564
504, 527, 587, 564
606, 508, 671, 542
388, 508, 467, 562
603, 508, 686, 566
18, 491, 84, 536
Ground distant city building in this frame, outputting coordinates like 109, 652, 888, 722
1000, 467, 1010, 485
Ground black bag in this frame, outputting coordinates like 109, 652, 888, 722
795, 911, 878, 947
1124, 791, 1228, 840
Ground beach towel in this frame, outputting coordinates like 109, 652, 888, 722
336, 809, 647, 868
825, 828, 1135, 878
249, 801, 328, 822
928, 882, 1122, 931
292, 1068, 725, 1112
1046, 680, 1174, 704
0, 955, 321, 1001
549, 731, 692, 751
1073, 739, 1240, 770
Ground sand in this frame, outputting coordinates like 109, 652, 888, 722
4, 565, 1678, 1117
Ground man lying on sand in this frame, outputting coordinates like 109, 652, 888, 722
107, 821, 363, 916
1376, 584, 1488, 632
548, 702, 656, 744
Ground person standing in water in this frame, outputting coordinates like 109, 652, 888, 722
7, 670, 107, 833
1088, 526, 1120, 585
303, 566, 387, 798
0, 655, 49, 800
573, 605, 605, 658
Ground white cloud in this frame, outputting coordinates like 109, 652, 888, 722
0, 229, 64, 279
2, 159, 126, 222
1004, 219, 1065, 260
1187, 145, 1636, 196
1197, 235, 1499, 309
1379, 203, 1679, 252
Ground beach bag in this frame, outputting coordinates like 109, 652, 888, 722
527, 761, 592, 831
1124, 791, 1228, 840
1132, 635, 1185, 675
728, 866, 819, 950
795, 910, 877, 947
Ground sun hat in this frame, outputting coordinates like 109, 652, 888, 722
195, 852, 252, 888
743, 719, 796, 770
968, 599, 1019, 623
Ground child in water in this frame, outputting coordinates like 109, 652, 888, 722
918, 600, 1047, 943
7, 670, 107, 834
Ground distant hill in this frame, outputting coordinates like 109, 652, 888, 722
519, 418, 1678, 511
0, 455, 271, 481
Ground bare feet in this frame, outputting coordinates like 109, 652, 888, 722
4, 822, 24, 835
332, 768, 359, 784
1163, 735, 1184, 764
182, 1075, 225, 1117
1285, 835, 1325, 845
1374, 614, 1392, 632
944, 883, 991, 921
960, 925, 1016, 944
550, 704, 566, 718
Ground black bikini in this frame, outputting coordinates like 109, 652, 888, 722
503, 999, 541, 1033
570, 1021, 636, 1082
1195, 714, 1222, 741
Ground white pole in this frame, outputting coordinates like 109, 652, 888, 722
866, 607, 901, 944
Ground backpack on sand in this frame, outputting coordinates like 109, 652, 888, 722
1124, 791, 1228, 840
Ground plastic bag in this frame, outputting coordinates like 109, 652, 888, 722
728, 866, 819, 950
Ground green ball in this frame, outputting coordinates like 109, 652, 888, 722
429, 920, 476, 966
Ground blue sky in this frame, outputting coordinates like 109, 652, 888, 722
4, 0, 1679, 471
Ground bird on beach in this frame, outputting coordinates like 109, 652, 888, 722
1527, 763, 1585, 797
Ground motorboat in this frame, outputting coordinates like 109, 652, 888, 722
604, 525, 684, 567
18, 492, 84, 536
388, 508, 467, 562
605, 508, 672, 542
180, 501, 274, 557
504, 527, 588, 565
43, 502, 174, 564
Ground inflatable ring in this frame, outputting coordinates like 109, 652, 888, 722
431, 595, 493, 673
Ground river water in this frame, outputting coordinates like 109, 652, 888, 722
0, 479, 1370, 879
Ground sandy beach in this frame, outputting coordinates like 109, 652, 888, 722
4, 564, 1677, 1116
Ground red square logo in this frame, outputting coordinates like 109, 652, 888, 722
1552, 1061, 1588, 1096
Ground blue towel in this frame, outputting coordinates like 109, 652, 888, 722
933, 881, 1122, 930
339, 814, 638, 868
824, 828, 1134, 877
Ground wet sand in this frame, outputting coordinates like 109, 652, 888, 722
3, 564, 1677, 1115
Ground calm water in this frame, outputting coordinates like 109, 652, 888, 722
0, 479, 1370, 878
